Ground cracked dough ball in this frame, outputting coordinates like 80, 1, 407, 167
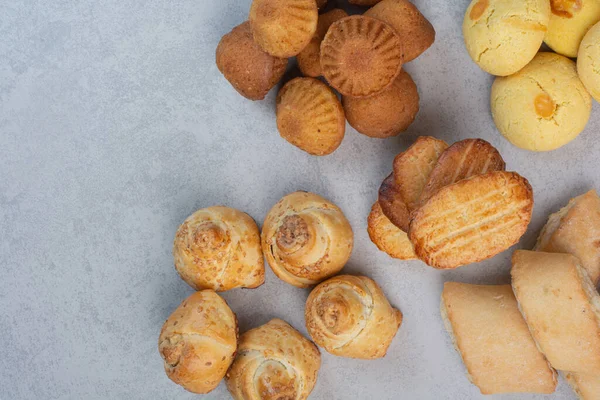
578, 21, 600, 102
545, 0, 600, 58
463, 0, 551, 76
491, 52, 592, 151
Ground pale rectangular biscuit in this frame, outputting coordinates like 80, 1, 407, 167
511, 250, 600, 375
566, 373, 600, 400
441, 282, 557, 394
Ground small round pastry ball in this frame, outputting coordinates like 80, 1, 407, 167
343, 70, 419, 138
463, 0, 551, 76
545, 0, 600, 58
491, 52, 592, 152
216, 22, 287, 100
578, 21, 600, 102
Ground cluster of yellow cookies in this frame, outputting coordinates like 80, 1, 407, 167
159, 192, 402, 398
463, 0, 600, 151
441, 190, 600, 398
368, 136, 534, 269
216, 0, 435, 155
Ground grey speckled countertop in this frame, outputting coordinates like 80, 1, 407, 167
1, 0, 597, 399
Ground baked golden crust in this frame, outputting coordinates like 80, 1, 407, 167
305, 275, 402, 359
364, 0, 436, 62
511, 250, 600, 375
320, 16, 404, 97
158, 290, 238, 394
276, 77, 345, 156
566, 372, 600, 400
378, 173, 411, 232
418, 139, 506, 207
392, 136, 448, 212
173, 206, 264, 291
441, 283, 557, 395
216, 22, 288, 101
226, 318, 321, 400
249, 0, 318, 57
297, 9, 348, 78
342, 70, 420, 138
535, 190, 600, 284
261, 191, 353, 288
409, 171, 533, 269
367, 202, 416, 259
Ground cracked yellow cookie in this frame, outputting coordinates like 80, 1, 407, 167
367, 201, 416, 259
545, 0, 600, 58
463, 0, 551, 76
173, 206, 264, 291
491, 52, 592, 151
261, 191, 353, 288
159, 290, 238, 394
578, 21, 600, 102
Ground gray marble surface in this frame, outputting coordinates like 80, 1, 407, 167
1, 0, 597, 399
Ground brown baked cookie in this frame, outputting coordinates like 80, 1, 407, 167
378, 173, 411, 232
365, 0, 435, 62
343, 70, 419, 138
216, 22, 288, 100
276, 77, 345, 155
249, 0, 318, 57
297, 9, 348, 78
321, 16, 404, 97
367, 202, 416, 259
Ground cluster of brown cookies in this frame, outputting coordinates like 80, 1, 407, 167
441, 190, 600, 397
216, 0, 435, 155
159, 191, 402, 398
368, 137, 534, 269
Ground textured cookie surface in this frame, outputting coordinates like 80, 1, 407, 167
367, 202, 416, 259
545, 0, 600, 58
578, 21, 600, 102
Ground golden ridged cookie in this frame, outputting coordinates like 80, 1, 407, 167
511, 251, 600, 375
392, 136, 449, 212
566, 373, 600, 400
364, 0, 436, 62
463, 0, 551, 76
367, 202, 416, 259
578, 21, 600, 102
226, 318, 321, 400
216, 22, 288, 101
276, 77, 345, 156
491, 52, 592, 151
261, 191, 353, 288
249, 0, 318, 57
305, 275, 402, 359
535, 190, 600, 284
545, 0, 600, 58
409, 171, 533, 269
378, 173, 411, 231
173, 206, 264, 291
418, 139, 506, 207
342, 70, 419, 138
441, 283, 557, 395
297, 9, 348, 78
321, 16, 404, 97
159, 290, 238, 394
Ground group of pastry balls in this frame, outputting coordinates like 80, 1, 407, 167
462, 0, 600, 152
159, 192, 403, 398
368, 136, 534, 269
216, 0, 435, 155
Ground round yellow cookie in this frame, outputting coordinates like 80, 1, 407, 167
578, 21, 600, 102
545, 0, 600, 58
463, 0, 551, 76
491, 52, 592, 152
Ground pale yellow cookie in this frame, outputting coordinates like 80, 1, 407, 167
578, 21, 600, 102
491, 52, 592, 151
463, 0, 551, 76
545, 0, 600, 58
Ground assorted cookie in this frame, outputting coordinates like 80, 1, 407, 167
578, 21, 600, 102
545, 0, 600, 58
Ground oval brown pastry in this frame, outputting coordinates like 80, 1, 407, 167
378, 173, 411, 232
409, 171, 533, 269
216, 22, 288, 101
320, 16, 404, 97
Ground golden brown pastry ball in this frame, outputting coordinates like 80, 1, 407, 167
216, 22, 288, 101
158, 290, 238, 394
343, 70, 419, 138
